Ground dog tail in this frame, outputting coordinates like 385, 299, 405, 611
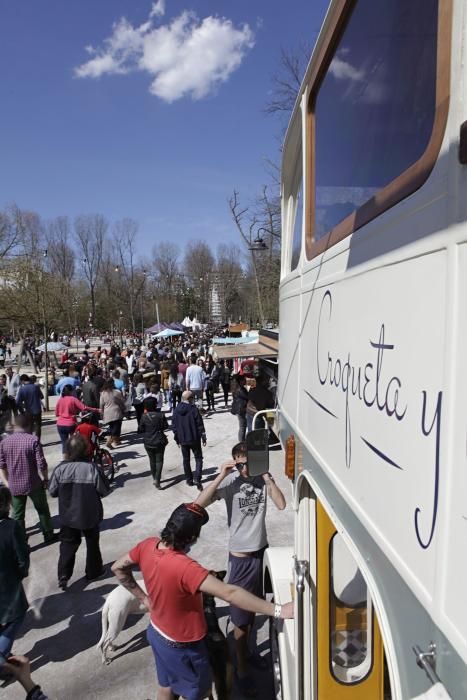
96, 597, 110, 653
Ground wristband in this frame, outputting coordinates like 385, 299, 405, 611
273, 604, 282, 619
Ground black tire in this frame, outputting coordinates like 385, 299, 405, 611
96, 448, 115, 482
267, 590, 283, 700
269, 614, 283, 700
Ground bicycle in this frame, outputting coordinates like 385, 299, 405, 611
94, 443, 116, 483
76, 413, 117, 483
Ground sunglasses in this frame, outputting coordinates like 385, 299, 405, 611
236, 461, 248, 470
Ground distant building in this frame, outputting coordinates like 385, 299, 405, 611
209, 276, 223, 322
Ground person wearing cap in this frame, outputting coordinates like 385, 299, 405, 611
112, 501, 293, 700
195, 441, 286, 696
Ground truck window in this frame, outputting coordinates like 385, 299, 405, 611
307, 0, 444, 255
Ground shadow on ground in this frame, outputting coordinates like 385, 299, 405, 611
101, 511, 135, 531
18, 581, 116, 671
113, 470, 152, 488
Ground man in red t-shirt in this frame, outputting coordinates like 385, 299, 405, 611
112, 502, 294, 700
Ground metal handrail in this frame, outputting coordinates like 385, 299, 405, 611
294, 556, 309, 700
252, 407, 278, 430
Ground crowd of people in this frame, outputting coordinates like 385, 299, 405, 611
0, 331, 285, 699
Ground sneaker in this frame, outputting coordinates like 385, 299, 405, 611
58, 577, 68, 591
186, 479, 194, 486
194, 481, 203, 491
154, 481, 162, 490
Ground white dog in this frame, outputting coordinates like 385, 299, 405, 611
97, 579, 148, 664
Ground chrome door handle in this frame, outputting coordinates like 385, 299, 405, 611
413, 643, 441, 686
294, 557, 309, 700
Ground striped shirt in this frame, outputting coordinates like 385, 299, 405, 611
0, 431, 48, 496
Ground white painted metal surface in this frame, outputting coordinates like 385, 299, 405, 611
273, 0, 467, 697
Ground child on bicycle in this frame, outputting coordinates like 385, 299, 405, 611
74, 412, 101, 458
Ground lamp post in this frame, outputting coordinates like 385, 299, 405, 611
140, 269, 147, 341
72, 299, 79, 353
249, 228, 268, 328
118, 310, 123, 349
40, 250, 50, 411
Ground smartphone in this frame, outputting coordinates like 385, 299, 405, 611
246, 429, 269, 477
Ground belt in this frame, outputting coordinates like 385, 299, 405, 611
151, 625, 202, 648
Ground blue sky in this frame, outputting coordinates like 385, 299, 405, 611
0, 0, 328, 253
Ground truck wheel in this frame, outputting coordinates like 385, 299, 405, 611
269, 605, 283, 700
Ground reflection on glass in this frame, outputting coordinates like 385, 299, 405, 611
291, 183, 303, 270
314, 0, 439, 241
330, 535, 370, 682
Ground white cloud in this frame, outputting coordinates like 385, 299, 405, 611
149, 0, 165, 19
328, 50, 387, 105
74, 5, 255, 102
329, 55, 365, 82
75, 18, 144, 78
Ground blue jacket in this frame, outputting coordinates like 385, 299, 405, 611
16, 383, 42, 414
172, 401, 206, 445
55, 376, 80, 396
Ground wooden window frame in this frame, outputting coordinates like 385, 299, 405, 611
305, 0, 452, 261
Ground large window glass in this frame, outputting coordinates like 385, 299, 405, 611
313, 0, 439, 243
291, 182, 303, 270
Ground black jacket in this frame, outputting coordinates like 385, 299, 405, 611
49, 460, 110, 530
0, 517, 29, 625
81, 380, 100, 409
172, 401, 206, 445
139, 411, 169, 449
232, 385, 249, 416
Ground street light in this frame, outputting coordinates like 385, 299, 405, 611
140, 269, 147, 340
248, 228, 269, 328
40, 249, 50, 411
72, 298, 79, 352
118, 310, 123, 348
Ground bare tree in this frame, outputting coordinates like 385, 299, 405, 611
264, 44, 311, 117
228, 191, 265, 325
183, 241, 215, 322
0, 205, 22, 259
97, 247, 122, 332
74, 214, 107, 326
0, 207, 57, 364
152, 241, 179, 294
113, 218, 140, 332
228, 189, 281, 326
216, 244, 245, 322
151, 242, 180, 322
46, 216, 75, 328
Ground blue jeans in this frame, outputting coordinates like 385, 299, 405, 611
57, 424, 75, 453
0, 615, 25, 667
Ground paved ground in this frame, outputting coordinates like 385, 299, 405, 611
5, 382, 293, 699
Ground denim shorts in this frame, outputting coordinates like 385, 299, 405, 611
146, 624, 212, 700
